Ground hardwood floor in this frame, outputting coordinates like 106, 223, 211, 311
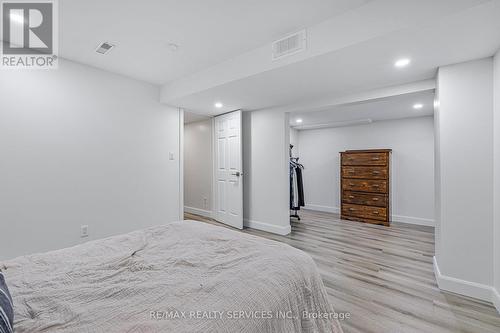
184, 210, 500, 333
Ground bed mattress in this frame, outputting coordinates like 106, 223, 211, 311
1, 220, 343, 333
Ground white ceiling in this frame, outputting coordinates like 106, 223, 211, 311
56, 0, 500, 116
290, 91, 435, 129
184, 111, 210, 124
165, 0, 500, 115
60, 0, 369, 84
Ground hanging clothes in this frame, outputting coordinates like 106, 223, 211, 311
290, 164, 295, 210
295, 167, 305, 207
290, 159, 305, 210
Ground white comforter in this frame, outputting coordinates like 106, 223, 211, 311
1, 220, 343, 333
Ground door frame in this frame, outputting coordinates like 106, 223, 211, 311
179, 109, 243, 224
178, 108, 184, 220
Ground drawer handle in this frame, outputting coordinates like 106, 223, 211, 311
348, 170, 355, 173
349, 183, 355, 186
372, 184, 380, 188
372, 157, 380, 161
373, 211, 380, 215
348, 195, 355, 199
372, 171, 380, 174
372, 198, 379, 201
349, 208, 355, 211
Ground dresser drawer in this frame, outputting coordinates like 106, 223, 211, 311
343, 191, 387, 207
342, 152, 387, 166
342, 204, 387, 221
341, 166, 388, 179
342, 179, 387, 193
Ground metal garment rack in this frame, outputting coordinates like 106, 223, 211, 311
290, 145, 303, 221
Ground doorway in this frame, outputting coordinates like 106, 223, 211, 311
287, 91, 436, 227
183, 110, 243, 229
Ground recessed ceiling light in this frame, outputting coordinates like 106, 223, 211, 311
413, 103, 423, 110
395, 58, 411, 68
296, 119, 303, 123
215, 102, 223, 108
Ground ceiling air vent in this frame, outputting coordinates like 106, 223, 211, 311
272, 30, 306, 60
95, 42, 115, 55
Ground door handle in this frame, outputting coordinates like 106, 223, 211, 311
231, 171, 242, 177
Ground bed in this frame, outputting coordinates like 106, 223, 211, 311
0, 220, 343, 333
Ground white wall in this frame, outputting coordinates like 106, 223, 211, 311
434, 76, 442, 264
434, 58, 494, 301
290, 128, 300, 157
494, 50, 500, 311
243, 110, 291, 235
184, 119, 213, 217
0, 59, 181, 260
297, 117, 435, 226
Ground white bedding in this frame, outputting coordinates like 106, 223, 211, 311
1, 220, 343, 333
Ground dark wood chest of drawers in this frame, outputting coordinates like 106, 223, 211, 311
340, 149, 391, 226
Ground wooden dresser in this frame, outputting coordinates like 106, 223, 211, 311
340, 149, 391, 226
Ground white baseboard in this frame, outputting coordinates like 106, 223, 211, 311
184, 206, 212, 219
304, 204, 434, 227
304, 204, 340, 214
244, 219, 291, 236
433, 257, 497, 306
185, 207, 291, 236
493, 287, 500, 314
392, 214, 435, 227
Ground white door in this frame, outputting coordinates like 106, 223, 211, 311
214, 110, 243, 229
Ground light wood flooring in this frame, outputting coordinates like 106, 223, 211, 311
184, 210, 500, 333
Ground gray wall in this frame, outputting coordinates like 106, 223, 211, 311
435, 58, 494, 300
290, 128, 300, 157
0, 59, 181, 260
243, 110, 290, 235
494, 50, 500, 310
184, 119, 213, 216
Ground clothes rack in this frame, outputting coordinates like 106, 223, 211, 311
290, 145, 305, 220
